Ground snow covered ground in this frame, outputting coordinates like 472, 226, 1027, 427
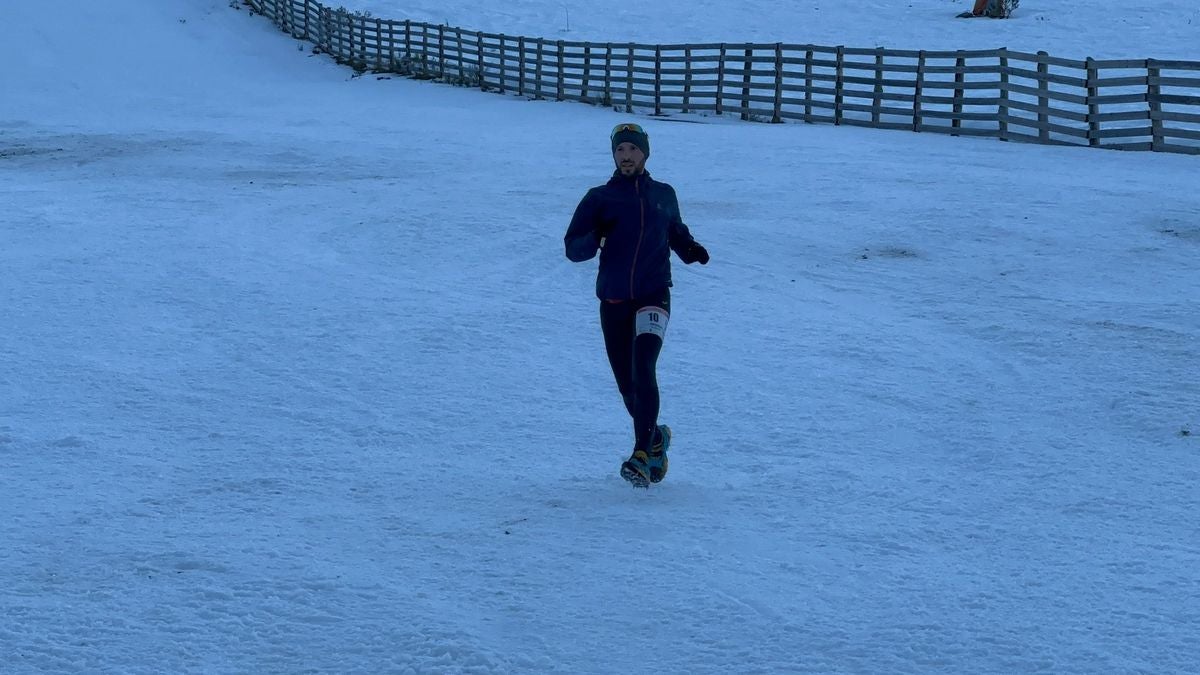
1, 1, 1197, 673
341, 0, 1200, 61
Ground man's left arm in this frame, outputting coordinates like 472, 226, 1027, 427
666, 186, 709, 265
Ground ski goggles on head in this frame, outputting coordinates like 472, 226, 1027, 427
610, 122, 647, 140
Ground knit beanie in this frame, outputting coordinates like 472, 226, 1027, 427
610, 124, 650, 158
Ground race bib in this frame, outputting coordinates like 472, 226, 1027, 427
635, 306, 669, 339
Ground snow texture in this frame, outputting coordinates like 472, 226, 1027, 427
1, 1, 1198, 673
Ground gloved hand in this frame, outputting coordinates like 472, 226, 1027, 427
683, 242, 709, 265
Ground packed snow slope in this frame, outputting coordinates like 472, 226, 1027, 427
1, 1, 1197, 673
343, 0, 1200, 61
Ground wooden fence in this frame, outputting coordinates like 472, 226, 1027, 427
244, 0, 1200, 155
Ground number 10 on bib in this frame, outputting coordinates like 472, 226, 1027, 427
636, 306, 669, 339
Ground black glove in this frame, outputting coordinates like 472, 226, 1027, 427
683, 243, 709, 265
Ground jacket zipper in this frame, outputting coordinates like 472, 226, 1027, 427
630, 179, 644, 299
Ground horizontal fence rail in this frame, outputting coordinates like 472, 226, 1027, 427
245, 0, 1200, 155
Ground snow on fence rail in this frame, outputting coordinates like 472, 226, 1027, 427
244, 0, 1200, 155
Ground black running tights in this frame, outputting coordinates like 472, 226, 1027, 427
599, 289, 671, 451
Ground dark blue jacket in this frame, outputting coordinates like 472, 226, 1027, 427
565, 171, 701, 301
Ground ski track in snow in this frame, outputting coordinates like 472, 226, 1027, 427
2, 1, 1199, 673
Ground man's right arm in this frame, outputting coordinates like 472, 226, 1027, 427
564, 189, 602, 262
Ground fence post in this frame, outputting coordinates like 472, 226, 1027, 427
582, 44, 591, 103
682, 46, 692, 114
604, 43, 613, 107
455, 27, 464, 84
872, 48, 884, 126
302, 0, 310, 40
716, 44, 726, 116
344, 10, 352, 63
316, 5, 327, 54
741, 47, 754, 121
804, 46, 814, 123
497, 35, 507, 93
654, 45, 663, 116
406, 21, 416, 73
834, 46, 845, 126
403, 19, 410, 65
321, 6, 333, 59
437, 24, 446, 79
347, 11, 356, 67
424, 23, 434, 76
1147, 59, 1164, 151
315, 5, 323, 55
913, 50, 925, 132
324, 2, 332, 56
998, 48, 1010, 142
772, 43, 783, 123
1086, 57, 1100, 147
376, 19, 385, 71
477, 31, 485, 90
365, 17, 374, 70
952, 51, 965, 135
626, 44, 635, 113
356, 14, 365, 68
280, 0, 290, 35
535, 38, 545, 100
386, 20, 398, 71
1037, 51, 1050, 143
518, 37, 526, 97
557, 40, 565, 101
